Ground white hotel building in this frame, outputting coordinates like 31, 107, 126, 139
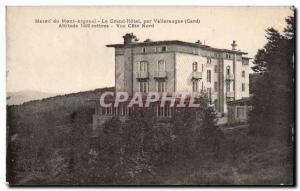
92, 33, 250, 128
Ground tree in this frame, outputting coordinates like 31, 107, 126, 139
249, 14, 295, 145
197, 96, 223, 156
172, 107, 195, 157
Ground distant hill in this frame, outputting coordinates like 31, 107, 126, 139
7, 86, 115, 184
7, 90, 58, 105
7, 87, 114, 113
7, 87, 115, 129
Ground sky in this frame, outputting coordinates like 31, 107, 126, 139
6, 6, 293, 94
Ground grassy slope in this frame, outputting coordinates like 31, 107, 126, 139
156, 132, 293, 185
7, 86, 293, 185
7, 87, 114, 184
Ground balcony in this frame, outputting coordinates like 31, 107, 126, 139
226, 74, 234, 81
192, 71, 202, 79
154, 71, 167, 79
226, 91, 235, 98
136, 71, 149, 79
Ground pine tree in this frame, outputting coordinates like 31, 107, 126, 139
249, 14, 295, 145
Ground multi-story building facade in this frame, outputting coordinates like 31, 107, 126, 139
92, 33, 250, 129
107, 33, 250, 113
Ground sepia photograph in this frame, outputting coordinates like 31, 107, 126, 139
6, 6, 295, 186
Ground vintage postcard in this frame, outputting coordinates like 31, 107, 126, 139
6, 6, 295, 185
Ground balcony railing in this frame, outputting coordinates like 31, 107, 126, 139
136, 71, 149, 79
192, 71, 202, 79
154, 71, 167, 79
226, 74, 234, 81
226, 91, 235, 98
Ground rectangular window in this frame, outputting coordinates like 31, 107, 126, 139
161, 46, 167, 52
214, 65, 218, 73
142, 47, 146, 53
207, 57, 211, 64
140, 81, 148, 93
158, 81, 166, 92
193, 62, 198, 72
158, 60, 165, 72
226, 53, 231, 59
140, 82, 143, 92
207, 70, 211, 83
242, 83, 245, 92
164, 105, 171, 117
226, 82, 230, 92
242, 71, 245, 77
214, 82, 218, 92
157, 105, 171, 117
192, 80, 198, 92
226, 66, 230, 75
158, 107, 163, 117
207, 88, 212, 103
140, 61, 148, 72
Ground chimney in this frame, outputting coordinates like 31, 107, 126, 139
123, 33, 139, 44
231, 40, 237, 50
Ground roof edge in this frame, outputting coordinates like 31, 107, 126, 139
106, 40, 248, 55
